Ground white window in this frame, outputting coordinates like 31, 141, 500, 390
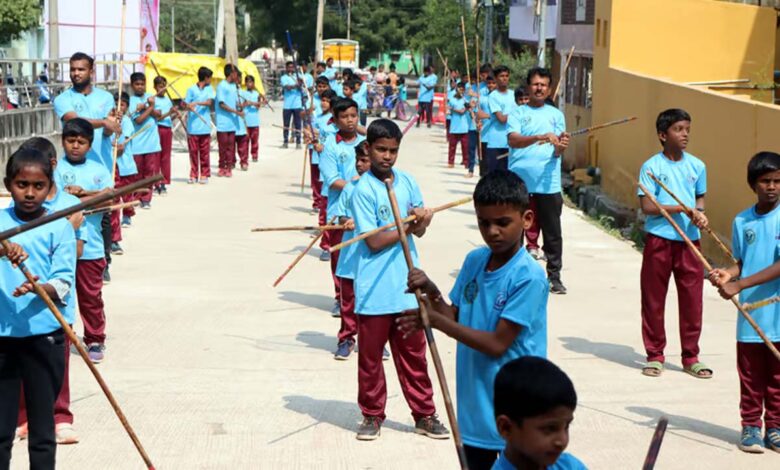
576, 0, 586, 22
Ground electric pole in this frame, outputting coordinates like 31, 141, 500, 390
347, 0, 352, 40
315, 0, 325, 60
48, 0, 59, 80
223, 0, 238, 63
483, 0, 494, 64
537, 0, 546, 67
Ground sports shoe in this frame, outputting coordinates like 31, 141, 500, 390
414, 415, 450, 440
295, 143, 302, 150
319, 251, 331, 262
331, 300, 341, 318
241, 164, 249, 171
153, 185, 161, 195
140, 201, 151, 210
199, 177, 209, 185
121, 216, 132, 228
528, 247, 546, 261
550, 279, 567, 295
382, 346, 390, 361
252, 158, 258, 162
111, 242, 124, 256
102, 266, 111, 284
282, 142, 289, 149
14, 423, 27, 442
160, 185, 168, 196
739, 426, 764, 453
334, 339, 355, 361
766, 427, 780, 453
188, 178, 195, 184
87, 343, 105, 364
356, 417, 382, 441
55, 423, 79, 445
226, 169, 233, 178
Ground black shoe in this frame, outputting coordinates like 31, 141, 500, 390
102, 266, 111, 285
414, 415, 450, 440
550, 279, 567, 295
356, 417, 382, 441
295, 143, 302, 150
282, 142, 289, 149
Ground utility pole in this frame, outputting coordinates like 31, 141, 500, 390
171, 4, 175, 53
483, 0, 494, 64
48, 0, 59, 80
347, 0, 351, 40
223, 0, 238, 63
537, 0, 546, 67
216, 0, 224, 56
315, 0, 325, 61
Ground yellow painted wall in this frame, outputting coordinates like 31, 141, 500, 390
592, 0, 780, 262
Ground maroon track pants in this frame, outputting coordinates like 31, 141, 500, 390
158, 126, 172, 184
640, 234, 703, 367
247, 126, 259, 160
110, 172, 138, 242
310, 158, 324, 211
187, 134, 211, 179
235, 134, 249, 167
133, 152, 160, 203
525, 196, 541, 250
217, 131, 236, 170
357, 314, 436, 421
448, 132, 469, 166
76, 259, 107, 345
338, 278, 357, 343
738, 341, 780, 428
323, 230, 342, 300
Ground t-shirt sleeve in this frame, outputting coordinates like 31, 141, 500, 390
488, 93, 500, 115
696, 162, 707, 197
352, 186, 379, 234
507, 108, 522, 136
47, 222, 77, 293
500, 275, 548, 329
216, 84, 228, 103
319, 141, 340, 189
554, 109, 566, 134
731, 218, 742, 263
637, 162, 653, 197
53, 95, 73, 119
409, 177, 424, 209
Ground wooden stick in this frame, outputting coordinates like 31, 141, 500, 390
637, 181, 780, 362
402, 115, 419, 135
111, 0, 128, 182
272, 124, 303, 134
743, 295, 780, 312
645, 172, 737, 264
272, 218, 336, 288
553, 46, 575, 101
83, 200, 140, 216
329, 196, 473, 253
709, 84, 778, 90
124, 122, 153, 144
300, 145, 308, 193
148, 59, 196, 136
0, 175, 163, 242
0, 239, 155, 469
383, 180, 468, 470
686, 78, 749, 86
474, 33, 483, 166
460, 15, 481, 168
641, 416, 668, 470
251, 223, 344, 233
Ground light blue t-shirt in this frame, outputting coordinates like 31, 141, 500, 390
100, 115, 138, 177
637, 152, 707, 242
334, 181, 360, 280
446, 86, 456, 119
418, 74, 438, 103
0, 208, 76, 337
313, 93, 323, 115
154, 95, 173, 128
449, 96, 470, 134
185, 83, 215, 135
312, 112, 337, 167
507, 104, 566, 194
352, 169, 423, 315
487, 89, 515, 149
355, 83, 368, 111
54, 157, 113, 261
467, 85, 478, 132
128, 93, 161, 154
281, 74, 303, 110
242, 89, 261, 128
303, 72, 314, 89
319, 133, 366, 220
215, 80, 239, 133
323, 67, 338, 90
450, 246, 549, 449
732, 203, 780, 343
479, 87, 493, 140
492, 451, 587, 470
53, 86, 115, 167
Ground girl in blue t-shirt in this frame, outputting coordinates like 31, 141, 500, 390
0, 147, 77, 468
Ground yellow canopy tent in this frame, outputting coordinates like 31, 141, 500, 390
143, 52, 265, 98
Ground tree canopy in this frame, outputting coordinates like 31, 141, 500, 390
0, 0, 40, 46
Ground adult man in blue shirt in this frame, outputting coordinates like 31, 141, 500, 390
416, 66, 437, 128
281, 61, 305, 149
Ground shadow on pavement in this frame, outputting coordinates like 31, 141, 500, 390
295, 331, 337, 352
277, 291, 336, 313
559, 336, 683, 372
626, 406, 739, 446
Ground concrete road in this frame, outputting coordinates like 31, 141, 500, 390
11, 107, 779, 469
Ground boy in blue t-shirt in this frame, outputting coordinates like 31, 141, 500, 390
486, 65, 515, 173
184, 66, 215, 183
310, 90, 339, 232
399, 170, 549, 466
332, 142, 372, 359
54, 118, 113, 364
243, 75, 265, 162
491, 357, 587, 470
416, 66, 437, 128
447, 81, 470, 169
129, 72, 161, 209
476, 75, 497, 177
709, 151, 780, 454
507, 67, 569, 293
637, 108, 710, 380
215, 64, 243, 177
153, 76, 178, 195
104, 92, 138, 247
234, 70, 250, 171
350, 119, 448, 441
280, 61, 304, 149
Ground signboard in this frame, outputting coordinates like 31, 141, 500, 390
320, 39, 360, 69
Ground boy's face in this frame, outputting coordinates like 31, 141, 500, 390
368, 137, 401, 173
204, 75, 212, 86
497, 406, 574, 468
131, 79, 146, 95
321, 97, 332, 113
355, 155, 371, 175
486, 80, 497, 92
119, 100, 128, 114
246, 79, 254, 89
334, 107, 358, 133
286, 63, 295, 74
528, 75, 551, 104
480, 71, 489, 82
316, 82, 329, 95
476, 203, 533, 256
496, 71, 510, 88
342, 85, 354, 97
754, 169, 780, 206
155, 81, 166, 96
63, 135, 91, 161
6, 165, 51, 215
659, 120, 690, 151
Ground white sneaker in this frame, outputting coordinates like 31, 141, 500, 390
56, 423, 79, 445
14, 423, 28, 443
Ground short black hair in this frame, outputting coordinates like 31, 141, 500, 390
514, 86, 528, 101
747, 151, 780, 188
153, 76, 166, 87
526, 67, 552, 85
332, 98, 358, 118
245, 75, 255, 83
485, 75, 496, 82
62, 117, 94, 144
656, 108, 691, 134
479, 64, 493, 74
367, 119, 403, 145
355, 140, 369, 158
224, 64, 237, 76
424, 65, 433, 73
320, 89, 338, 102
5, 147, 53, 183
19, 137, 57, 162
494, 356, 577, 423
493, 65, 510, 76
474, 170, 530, 211
198, 66, 213, 81
315, 76, 330, 86
316, 61, 326, 68
285, 60, 294, 68
114, 91, 130, 104
69, 52, 94, 68
130, 72, 145, 83
344, 78, 361, 90
456, 81, 467, 89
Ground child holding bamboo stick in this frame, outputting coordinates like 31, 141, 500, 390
184, 66, 215, 184
398, 170, 549, 468
310, 90, 339, 233
234, 71, 250, 171
129, 72, 161, 209
242, 75, 263, 162
636, 108, 710, 379
708, 151, 780, 454
0, 148, 77, 467
447, 81, 470, 169
350, 119, 448, 441
153, 76, 177, 195
106, 92, 138, 250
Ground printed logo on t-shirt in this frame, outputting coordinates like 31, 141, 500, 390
464, 279, 479, 304
657, 173, 669, 185
745, 229, 756, 245
62, 171, 77, 186
378, 205, 391, 221
93, 175, 103, 186
339, 151, 350, 163
493, 292, 507, 311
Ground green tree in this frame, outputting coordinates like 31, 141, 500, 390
158, 0, 218, 54
409, 0, 476, 77
0, 0, 40, 45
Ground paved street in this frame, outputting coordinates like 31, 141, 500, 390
10, 106, 780, 469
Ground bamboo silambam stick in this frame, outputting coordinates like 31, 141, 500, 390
83, 200, 140, 216
641, 417, 669, 470
111, 0, 128, 182
743, 295, 780, 312
645, 171, 737, 264
637, 181, 780, 362
0, 240, 156, 469
553, 46, 575, 101
383, 180, 468, 470
272, 218, 336, 287
460, 15, 481, 166
251, 223, 344, 232
328, 196, 473, 253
